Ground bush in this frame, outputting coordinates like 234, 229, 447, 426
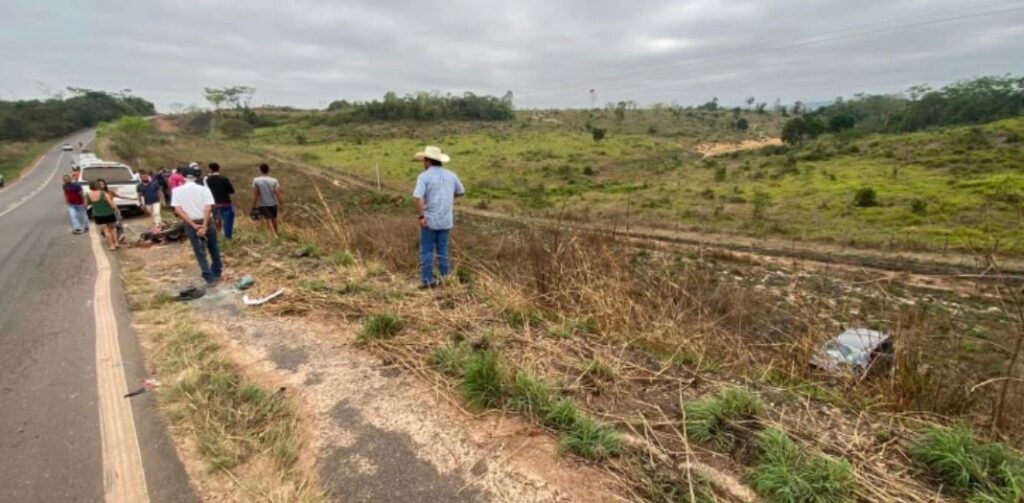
591, 127, 606, 142
458, 350, 507, 409
357, 313, 404, 341
909, 425, 1024, 502
508, 372, 552, 418
910, 198, 928, 215
749, 428, 857, 502
853, 187, 878, 207
428, 342, 472, 376
684, 387, 764, 451
736, 118, 749, 130
218, 118, 253, 139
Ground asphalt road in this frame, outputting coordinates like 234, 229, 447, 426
0, 133, 196, 502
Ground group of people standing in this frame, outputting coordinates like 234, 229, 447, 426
59, 144, 465, 291
61, 161, 284, 285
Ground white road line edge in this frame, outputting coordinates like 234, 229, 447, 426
84, 156, 150, 501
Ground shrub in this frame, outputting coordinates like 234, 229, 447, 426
736, 118, 749, 130
684, 387, 764, 451
853, 187, 878, 207
910, 198, 928, 215
559, 415, 621, 460
714, 166, 727, 182
358, 313, 404, 341
749, 428, 857, 502
330, 250, 355, 267
218, 118, 253, 139
458, 350, 507, 409
428, 342, 472, 376
909, 425, 1024, 502
508, 372, 552, 418
591, 128, 606, 142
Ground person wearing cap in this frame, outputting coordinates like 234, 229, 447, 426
171, 167, 223, 285
412, 146, 465, 289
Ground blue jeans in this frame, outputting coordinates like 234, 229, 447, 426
214, 205, 235, 240
184, 223, 223, 283
420, 228, 450, 285
67, 204, 88, 231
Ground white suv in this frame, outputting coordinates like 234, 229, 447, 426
78, 162, 142, 213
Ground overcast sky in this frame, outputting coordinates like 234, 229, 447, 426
1, 0, 1022, 111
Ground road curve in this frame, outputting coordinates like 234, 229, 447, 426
0, 132, 197, 502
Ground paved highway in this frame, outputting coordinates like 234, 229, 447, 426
0, 133, 196, 502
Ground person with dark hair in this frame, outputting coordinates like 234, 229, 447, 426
204, 162, 237, 239
137, 171, 164, 228
251, 163, 282, 236
172, 168, 222, 285
62, 174, 88, 234
412, 146, 464, 289
85, 179, 121, 251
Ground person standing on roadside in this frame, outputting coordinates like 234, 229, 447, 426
171, 167, 223, 285
412, 146, 465, 289
154, 167, 171, 203
251, 163, 282, 236
204, 162, 237, 240
137, 171, 164, 228
85, 179, 121, 251
61, 174, 88, 234
167, 166, 186, 205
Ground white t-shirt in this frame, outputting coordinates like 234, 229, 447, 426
171, 179, 215, 220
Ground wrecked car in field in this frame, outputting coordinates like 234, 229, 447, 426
811, 328, 893, 377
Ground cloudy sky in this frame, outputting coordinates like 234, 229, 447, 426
1, 0, 1022, 111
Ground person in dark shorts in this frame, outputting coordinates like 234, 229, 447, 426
85, 179, 121, 251
204, 162, 237, 240
251, 163, 282, 236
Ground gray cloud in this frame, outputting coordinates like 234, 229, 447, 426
1, 0, 1022, 111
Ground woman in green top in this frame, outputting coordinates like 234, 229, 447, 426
86, 179, 121, 251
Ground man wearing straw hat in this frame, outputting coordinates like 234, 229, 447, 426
412, 145, 465, 289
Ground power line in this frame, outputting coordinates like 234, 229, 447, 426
515, 3, 1024, 99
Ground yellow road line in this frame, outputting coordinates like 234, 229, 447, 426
89, 228, 150, 503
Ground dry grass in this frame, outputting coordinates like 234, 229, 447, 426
123, 263, 322, 502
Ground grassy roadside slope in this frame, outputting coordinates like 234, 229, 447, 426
0, 141, 46, 184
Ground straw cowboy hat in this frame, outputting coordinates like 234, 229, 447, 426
413, 145, 451, 163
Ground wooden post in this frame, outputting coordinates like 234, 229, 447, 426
375, 162, 382, 192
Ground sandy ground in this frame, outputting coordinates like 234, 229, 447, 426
695, 137, 783, 157
124, 237, 625, 502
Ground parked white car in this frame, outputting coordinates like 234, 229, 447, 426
78, 162, 142, 213
62, 143, 73, 152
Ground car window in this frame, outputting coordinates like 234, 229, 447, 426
82, 167, 133, 183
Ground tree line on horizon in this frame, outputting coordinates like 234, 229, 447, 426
0, 89, 155, 142
323, 90, 515, 123
780, 75, 1024, 144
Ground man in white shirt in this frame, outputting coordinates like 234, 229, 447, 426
171, 167, 223, 285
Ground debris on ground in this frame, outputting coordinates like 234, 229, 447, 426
811, 328, 893, 375
235, 275, 255, 290
243, 288, 285, 306
124, 378, 162, 398
174, 286, 205, 302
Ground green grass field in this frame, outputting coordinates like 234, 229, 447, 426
241, 110, 1024, 255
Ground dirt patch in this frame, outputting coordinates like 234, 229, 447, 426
152, 116, 180, 134
695, 137, 783, 157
